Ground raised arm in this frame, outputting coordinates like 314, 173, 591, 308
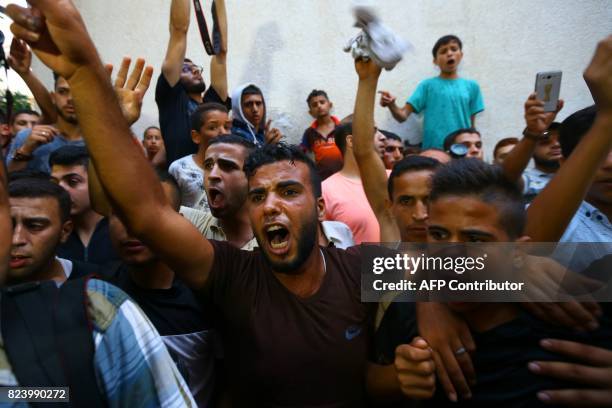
8, 38, 57, 124
501, 94, 563, 185
379, 90, 413, 123
7, 0, 214, 290
353, 59, 400, 242
526, 36, 612, 241
161, 0, 190, 87
209, 0, 228, 101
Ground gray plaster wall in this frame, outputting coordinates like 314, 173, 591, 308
33, 0, 611, 159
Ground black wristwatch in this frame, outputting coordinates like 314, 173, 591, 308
522, 128, 549, 141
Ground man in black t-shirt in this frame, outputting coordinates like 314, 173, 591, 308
155, 0, 231, 164
372, 159, 612, 408
105, 172, 217, 407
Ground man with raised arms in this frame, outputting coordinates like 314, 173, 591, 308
6, 1, 374, 406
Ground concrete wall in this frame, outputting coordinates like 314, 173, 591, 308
33, 0, 611, 159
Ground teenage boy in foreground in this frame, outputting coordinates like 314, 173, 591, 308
7, 2, 373, 406
354, 36, 612, 406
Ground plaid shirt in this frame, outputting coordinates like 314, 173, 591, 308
0, 279, 196, 407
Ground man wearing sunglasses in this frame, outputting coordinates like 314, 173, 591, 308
155, 0, 230, 165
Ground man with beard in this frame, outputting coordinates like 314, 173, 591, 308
180, 134, 259, 250
3, 175, 196, 406
501, 93, 564, 202
156, 0, 230, 164
181, 135, 354, 250
12, 2, 375, 404
7, 74, 83, 174
521, 122, 563, 202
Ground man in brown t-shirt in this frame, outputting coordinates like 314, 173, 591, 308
18, 4, 374, 403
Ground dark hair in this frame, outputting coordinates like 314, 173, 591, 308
432, 35, 463, 57
9, 177, 72, 222
380, 130, 402, 143
155, 169, 181, 211
209, 134, 257, 153
333, 123, 353, 156
11, 109, 40, 125
52, 72, 64, 89
430, 159, 525, 239
443, 128, 480, 152
0, 109, 7, 124
306, 89, 329, 107
49, 145, 89, 168
244, 143, 322, 198
388, 156, 440, 198
548, 122, 561, 132
420, 147, 449, 157
242, 84, 263, 98
559, 105, 596, 158
143, 126, 161, 136
191, 102, 229, 132
8, 170, 50, 183
493, 137, 519, 159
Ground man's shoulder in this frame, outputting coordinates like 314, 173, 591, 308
169, 154, 195, 171
155, 72, 187, 104
456, 77, 482, 89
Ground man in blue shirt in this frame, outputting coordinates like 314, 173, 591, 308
6, 74, 83, 174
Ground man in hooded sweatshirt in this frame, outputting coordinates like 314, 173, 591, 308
231, 84, 282, 146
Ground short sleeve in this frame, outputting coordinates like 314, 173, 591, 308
407, 80, 428, 114
203, 86, 232, 111
154, 73, 181, 106
202, 240, 255, 306
469, 81, 485, 115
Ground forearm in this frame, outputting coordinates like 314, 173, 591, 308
19, 71, 57, 124
501, 137, 536, 183
389, 102, 409, 122
209, 0, 228, 100
87, 161, 112, 216
354, 75, 391, 218
68, 64, 166, 233
162, 0, 190, 85
526, 113, 612, 241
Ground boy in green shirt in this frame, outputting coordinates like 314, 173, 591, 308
380, 35, 484, 149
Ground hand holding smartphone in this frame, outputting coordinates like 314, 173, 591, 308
535, 71, 562, 112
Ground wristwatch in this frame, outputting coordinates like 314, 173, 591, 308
11, 149, 33, 162
522, 128, 549, 141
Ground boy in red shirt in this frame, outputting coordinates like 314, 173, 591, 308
300, 90, 343, 180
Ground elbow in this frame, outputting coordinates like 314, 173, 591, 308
169, 21, 189, 35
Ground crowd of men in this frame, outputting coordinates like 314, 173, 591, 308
0, 0, 610, 407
